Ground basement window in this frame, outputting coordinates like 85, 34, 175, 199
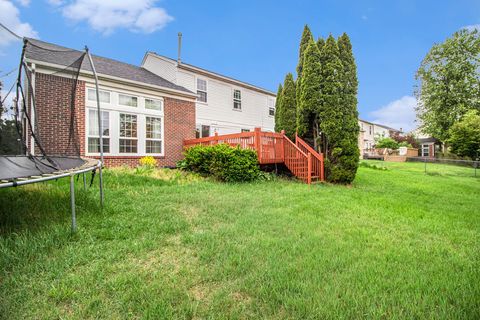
233, 89, 241, 110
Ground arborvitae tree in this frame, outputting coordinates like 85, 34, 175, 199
296, 25, 314, 111
317, 37, 325, 51
274, 83, 283, 132
317, 35, 347, 182
278, 73, 297, 139
336, 33, 360, 184
297, 38, 322, 138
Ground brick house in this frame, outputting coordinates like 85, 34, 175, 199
25, 38, 197, 167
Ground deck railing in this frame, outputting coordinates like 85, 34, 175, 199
295, 134, 325, 182
184, 127, 324, 184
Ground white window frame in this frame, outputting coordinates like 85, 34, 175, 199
145, 98, 163, 112
268, 107, 275, 117
233, 89, 242, 111
87, 88, 111, 104
86, 109, 110, 154
119, 93, 138, 108
119, 113, 138, 154
422, 144, 430, 157
196, 78, 207, 103
145, 116, 164, 155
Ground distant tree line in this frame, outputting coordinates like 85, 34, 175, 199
274, 25, 359, 184
0, 80, 22, 155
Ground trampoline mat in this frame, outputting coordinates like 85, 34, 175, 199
0, 156, 86, 181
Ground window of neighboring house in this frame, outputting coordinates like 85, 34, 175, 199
197, 79, 207, 103
119, 113, 137, 153
241, 129, 250, 132
146, 116, 162, 154
87, 109, 110, 153
233, 89, 241, 110
145, 98, 163, 111
119, 94, 138, 107
422, 144, 430, 157
87, 88, 110, 103
269, 107, 275, 117
369, 126, 372, 135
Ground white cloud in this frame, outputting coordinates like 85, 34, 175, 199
462, 24, 480, 32
16, 0, 30, 6
46, 0, 63, 5
361, 15, 368, 21
369, 96, 418, 132
54, 0, 173, 35
0, 0, 38, 47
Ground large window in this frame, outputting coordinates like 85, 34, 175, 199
145, 98, 162, 111
119, 113, 137, 153
87, 89, 110, 103
422, 144, 430, 157
87, 109, 110, 153
196, 125, 210, 138
119, 94, 138, 107
146, 117, 162, 154
197, 79, 207, 103
233, 89, 241, 110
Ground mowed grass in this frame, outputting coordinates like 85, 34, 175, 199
0, 161, 479, 319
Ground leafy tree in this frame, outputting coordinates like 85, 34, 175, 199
391, 132, 419, 148
278, 73, 296, 139
274, 83, 283, 132
297, 38, 322, 140
296, 25, 314, 111
0, 80, 22, 155
375, 137, 399, 149
415, 29, 480, 143
448, 110, 480, 159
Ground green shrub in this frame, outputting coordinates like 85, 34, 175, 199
376, 137, 399, 149
180, 144, 260, 182
398, 141, 413, 148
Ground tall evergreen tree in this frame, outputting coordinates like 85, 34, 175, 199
317, 37, 325, 51
336, 33, 360, 184
297, 38, 322, 138
274, 83, 283, 132
278, 73, 297, 139
296, 25, 314, 111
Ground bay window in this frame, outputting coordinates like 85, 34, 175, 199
87, 109, 110, 153
119, 113, 137, 153
146, 117, 162, 154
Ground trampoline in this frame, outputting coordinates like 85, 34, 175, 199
0, 38, 105, 232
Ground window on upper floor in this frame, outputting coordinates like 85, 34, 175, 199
119, 94, 138, 107
369, 125, 372, 135
87, 88, 110, 104
269, 107, 275, 117
233, 89, 241, 110
197, 79, 207, 103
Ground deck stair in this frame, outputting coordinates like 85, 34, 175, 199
184, 128, 324, 184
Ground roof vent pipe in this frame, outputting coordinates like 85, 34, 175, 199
177, 32, 182, 64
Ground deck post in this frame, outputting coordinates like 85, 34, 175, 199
213, 131, 218, 145
254, 127, 261, 162
280, 130, 285, 161
320, 153, 325, 181
307, 153, 312, 185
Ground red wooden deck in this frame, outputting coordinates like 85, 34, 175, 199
183, 128, 324, 184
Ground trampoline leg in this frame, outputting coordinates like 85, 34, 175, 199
70, 174, 77, 232
82, 173, 86, 190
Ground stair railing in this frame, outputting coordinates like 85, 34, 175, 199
295, 134, 325, 182
283, 135, 311, 183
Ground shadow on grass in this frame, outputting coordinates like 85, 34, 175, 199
0, 179, 101, 236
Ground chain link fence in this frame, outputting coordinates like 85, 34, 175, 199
406, 157, 479, 178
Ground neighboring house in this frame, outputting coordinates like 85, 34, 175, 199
411, 128, 441, 158
141, 51, 276, 137
358, 119, 402, 154
24, 38, 197, 167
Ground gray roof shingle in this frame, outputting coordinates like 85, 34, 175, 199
24, 38, 193, 95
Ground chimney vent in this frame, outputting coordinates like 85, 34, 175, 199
177, 32, 182, 64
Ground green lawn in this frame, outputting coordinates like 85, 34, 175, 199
0, 161, 479, 319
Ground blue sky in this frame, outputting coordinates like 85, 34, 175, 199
1, 0, 479, 131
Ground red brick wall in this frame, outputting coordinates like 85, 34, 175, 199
32, 72, 195, 167
32, 72, 85, 156
92, 97, 196, 167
